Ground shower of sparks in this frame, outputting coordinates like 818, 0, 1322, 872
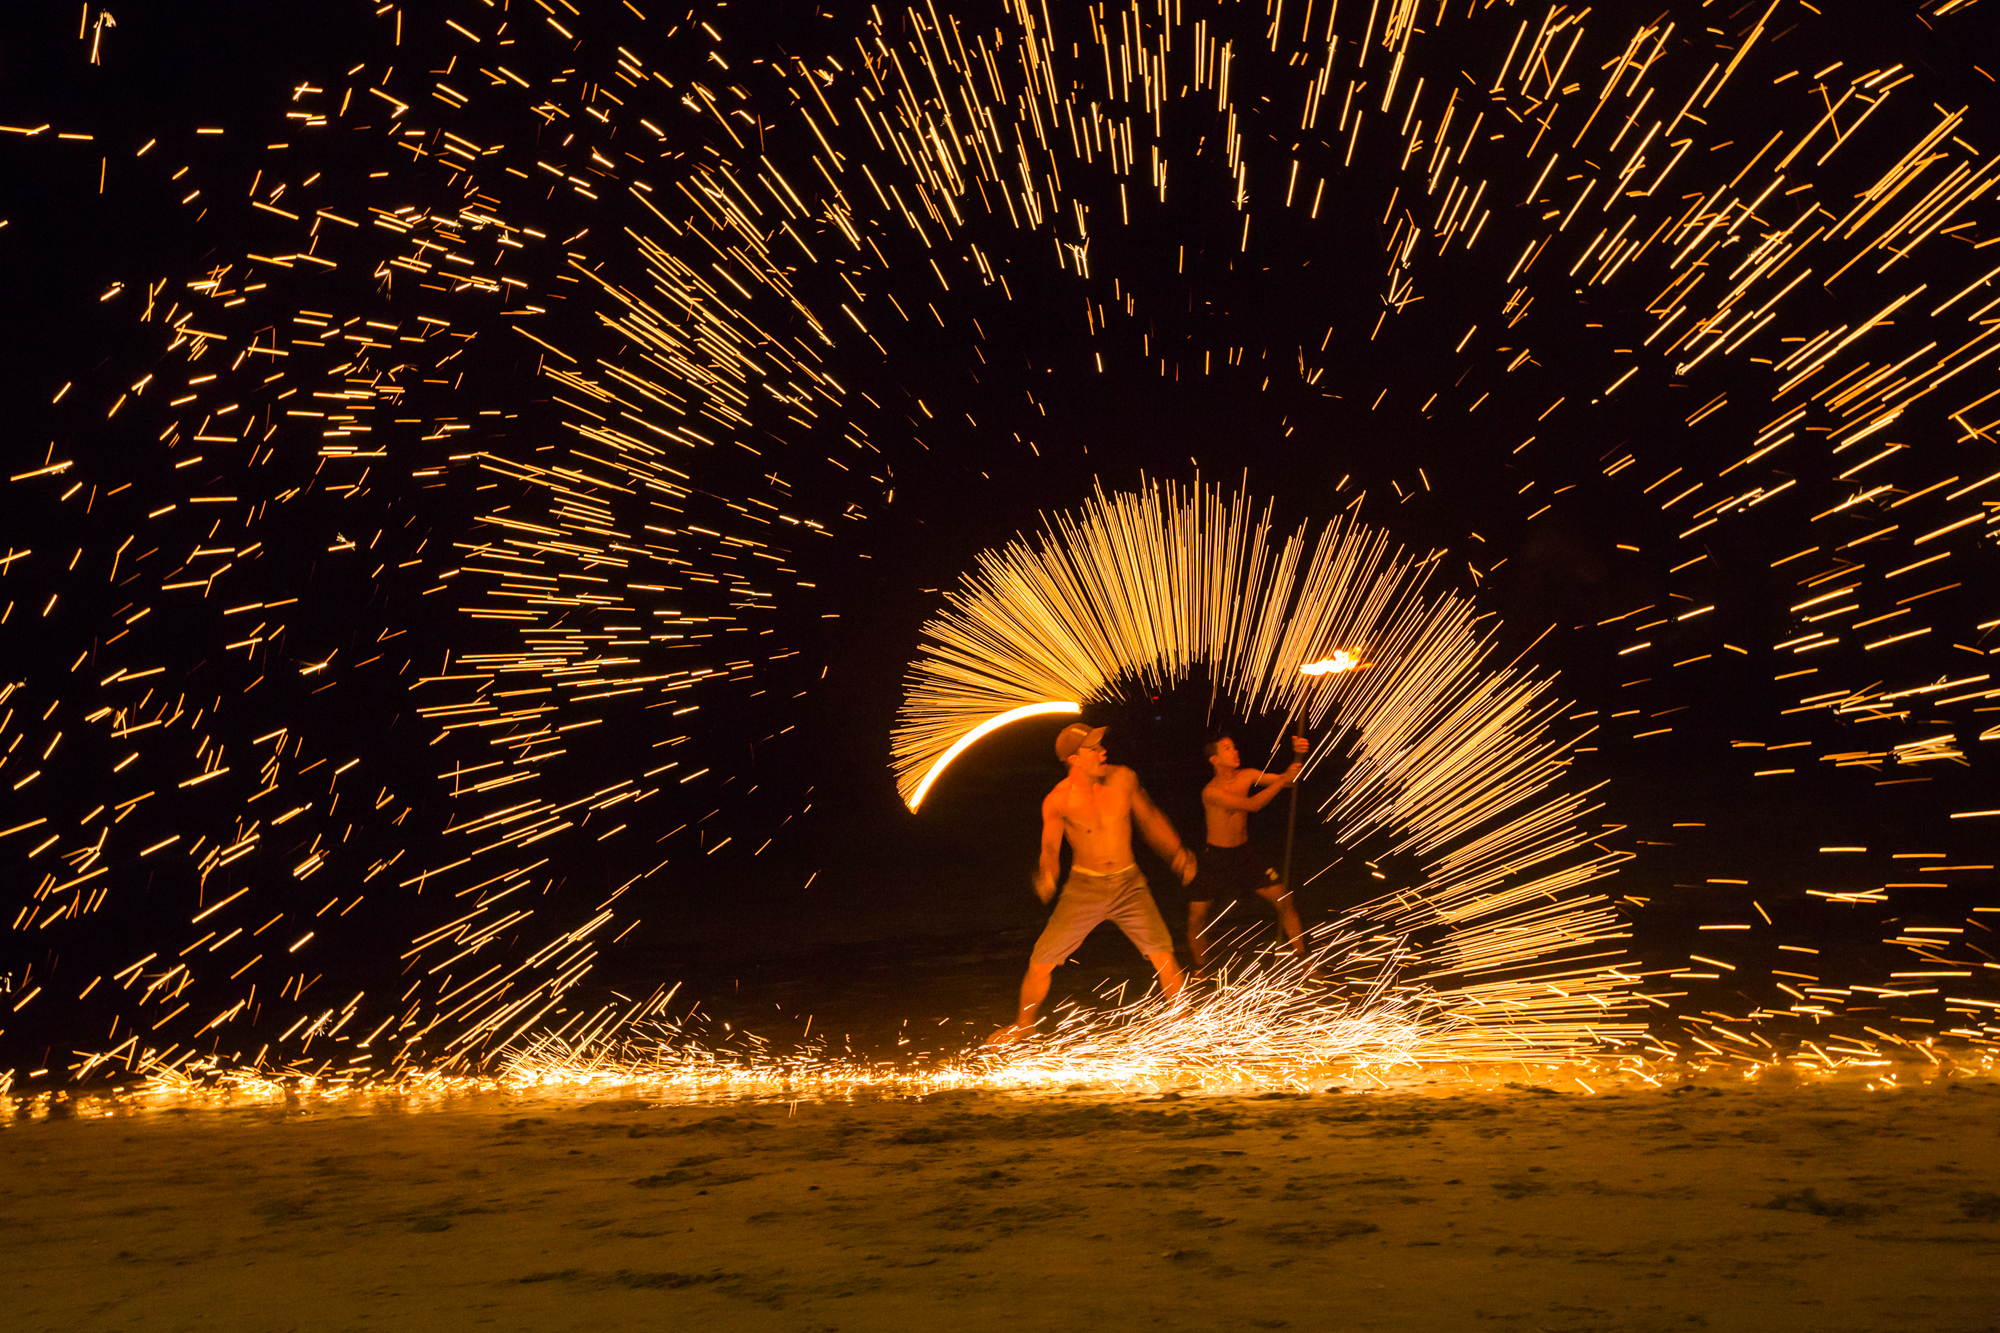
1, 0, 1996, 1098
502, 899, 1653, 1095
897, 479, 1649, 1056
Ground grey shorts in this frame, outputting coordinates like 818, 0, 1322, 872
1030, 865, 1174, 965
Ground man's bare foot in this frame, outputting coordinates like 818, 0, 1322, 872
984, 1023, 1033, 1048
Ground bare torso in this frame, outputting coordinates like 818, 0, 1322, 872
1202, 767, 1268, 847
1047, 766, 1140, 872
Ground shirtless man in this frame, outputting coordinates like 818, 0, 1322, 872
986, 723, 1195, 1047
1188, 732, 1309, 970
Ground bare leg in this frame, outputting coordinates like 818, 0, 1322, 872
1187, 899, 1213, 972
1257, 885, 1307, 959
1147, 950, 1185, 1002
986, 962, 1055, 1046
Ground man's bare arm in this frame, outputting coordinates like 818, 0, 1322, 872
1127, 774, 1196, 883
1033, 796, 1064, 902
1244, 738, 1309, 793
1204, 771, 1298, 814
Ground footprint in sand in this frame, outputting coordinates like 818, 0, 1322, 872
1760, 1187, 1873, 1220
1491, 1176, 1550, 1200
1961, 1191, 2000, 1220
1168, 1208, 1235, 1229
1261, 1219, 1378, 1244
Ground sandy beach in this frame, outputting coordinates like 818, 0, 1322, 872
5, 1070, 1997, 1333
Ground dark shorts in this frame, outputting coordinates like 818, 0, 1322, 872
1030, 865, 1174, 965
1189, 843, 1281, 905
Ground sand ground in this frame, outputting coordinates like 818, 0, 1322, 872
4, 1073, 1998, 1333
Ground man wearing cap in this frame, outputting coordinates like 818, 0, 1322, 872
986, 722, 1196, 1047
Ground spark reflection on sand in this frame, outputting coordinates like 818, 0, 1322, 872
19, 940, 1987, 1125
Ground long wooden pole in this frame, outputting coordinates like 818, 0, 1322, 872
1279, 727, 1303, 896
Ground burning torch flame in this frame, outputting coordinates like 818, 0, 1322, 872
1300, 650, 1366, 676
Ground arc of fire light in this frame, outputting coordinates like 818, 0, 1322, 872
905, 700, 1081, 811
